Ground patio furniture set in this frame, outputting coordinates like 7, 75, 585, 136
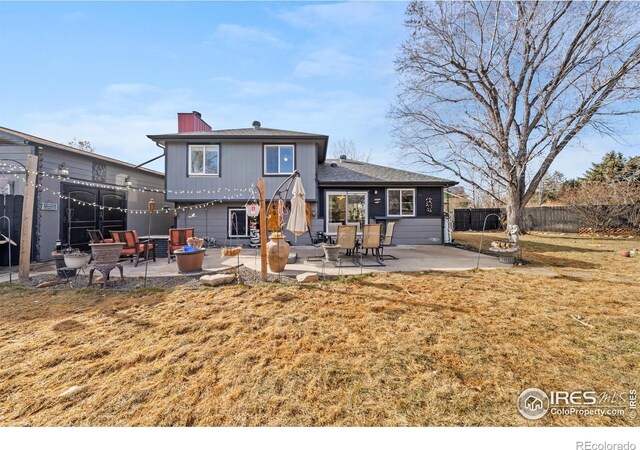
55, 227, 206, 287
318, 221, 398, 267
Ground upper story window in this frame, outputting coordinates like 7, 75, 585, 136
189, 144, 219, 176
264, 144, 294, 175
387, 188, 415, 217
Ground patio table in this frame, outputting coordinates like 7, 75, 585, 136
324, 232, 363, 245
139, 234, 169, 258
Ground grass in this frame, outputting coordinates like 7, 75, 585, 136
0, 233, 638, 426
453, 230, 640, 279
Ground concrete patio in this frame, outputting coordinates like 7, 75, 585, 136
1, 244, 507, 283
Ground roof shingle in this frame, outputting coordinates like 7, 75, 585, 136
147, 127, 328, 139
318, 159, 456, 186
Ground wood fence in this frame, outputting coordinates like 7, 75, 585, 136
454, 205, 634, 233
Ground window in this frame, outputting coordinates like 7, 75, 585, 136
228, 208, 248, 237
387, 188, 415, 216
189, 144, 219, 175
264, 145, 294, 175
326, 191, 368, 231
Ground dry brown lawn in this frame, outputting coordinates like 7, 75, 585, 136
0, 233, 638, 426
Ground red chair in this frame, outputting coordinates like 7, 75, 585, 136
110, 230, 156, 267
167, 228, 195, 263
87, 230, 114, 244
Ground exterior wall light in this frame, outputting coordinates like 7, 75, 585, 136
58, 163, 69, 178
124, 176, 133, 188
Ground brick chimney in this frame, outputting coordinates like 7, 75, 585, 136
177, 111, 212, 133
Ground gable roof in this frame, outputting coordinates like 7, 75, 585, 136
0, 126, 164, 177
147, 127, 329, 163
318, 159, 457, 187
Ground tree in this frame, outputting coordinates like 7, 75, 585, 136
391, 1, 640, 229
583, 151, 640, 183
68, 138, 95, 152
563, 180, 640, 230
535, 170, 566, 204
330, 138, 371, 162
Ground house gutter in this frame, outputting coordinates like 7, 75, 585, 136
135, 142, 165, 169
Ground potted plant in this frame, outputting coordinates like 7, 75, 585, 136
322, 243, 341, 261
51, 249, 74, 278
63, 247, 91, 269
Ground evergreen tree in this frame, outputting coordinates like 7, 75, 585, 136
583, 151, 639, 183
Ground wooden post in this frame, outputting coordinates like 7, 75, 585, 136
257, 178, 268, 282
19, 154, 38, 281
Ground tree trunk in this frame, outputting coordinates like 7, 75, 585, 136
505, 188, 525, 231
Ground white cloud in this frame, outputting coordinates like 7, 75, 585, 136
212, 77, 305, 98
276, 2, 389, 31
20, 84, 205, 172
210, 23, 287, 48
293, 48, 361, 78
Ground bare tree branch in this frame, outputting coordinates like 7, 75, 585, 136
391, 0, 640, 228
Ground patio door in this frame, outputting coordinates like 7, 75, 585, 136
325, 191, 368, 231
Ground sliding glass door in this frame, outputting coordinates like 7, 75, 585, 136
326, 191, 368, 231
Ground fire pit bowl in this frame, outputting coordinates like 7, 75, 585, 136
488, 246, 520, 264
63, 253, 91, 269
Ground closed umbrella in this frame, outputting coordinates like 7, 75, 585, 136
286, 176, 308, 241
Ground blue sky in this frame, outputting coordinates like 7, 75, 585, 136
0, 1, 637, 179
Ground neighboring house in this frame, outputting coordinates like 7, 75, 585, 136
147, 112, 457, 245
0, 126, 173, 262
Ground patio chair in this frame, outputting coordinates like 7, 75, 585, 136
379, 221, 399, 260
87, 229, 113, 244
167, 227, 195, 263
110, 230, 156, 267
347, 222, 362, 234
334, 225, 358, 266
327, 222, 341, 234
357, 224, 385, 266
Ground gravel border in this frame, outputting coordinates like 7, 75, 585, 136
18, 266, 339, 291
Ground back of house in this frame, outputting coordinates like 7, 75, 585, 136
148, 112, 456, 246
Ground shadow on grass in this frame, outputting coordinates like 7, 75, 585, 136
0, 285, 169, 323
520, 253, 600, 269
522, 241, 610, 254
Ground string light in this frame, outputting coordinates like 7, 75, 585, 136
1, 166, 256, 215
0, 162, 256, 196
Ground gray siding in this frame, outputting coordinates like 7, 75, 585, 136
165, 141, 318, 202
35, 147, 173, 260
175, 206, 322, 247
391, 218, 443, 245
176, 207, 440, 246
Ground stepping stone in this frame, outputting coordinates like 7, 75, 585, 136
610, 274, 635, 283
288, 252, 298, 264
511, 267, 560, 277
200, 274, 235, 286
564, 270, 594, 279
296, 272, 319, 283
